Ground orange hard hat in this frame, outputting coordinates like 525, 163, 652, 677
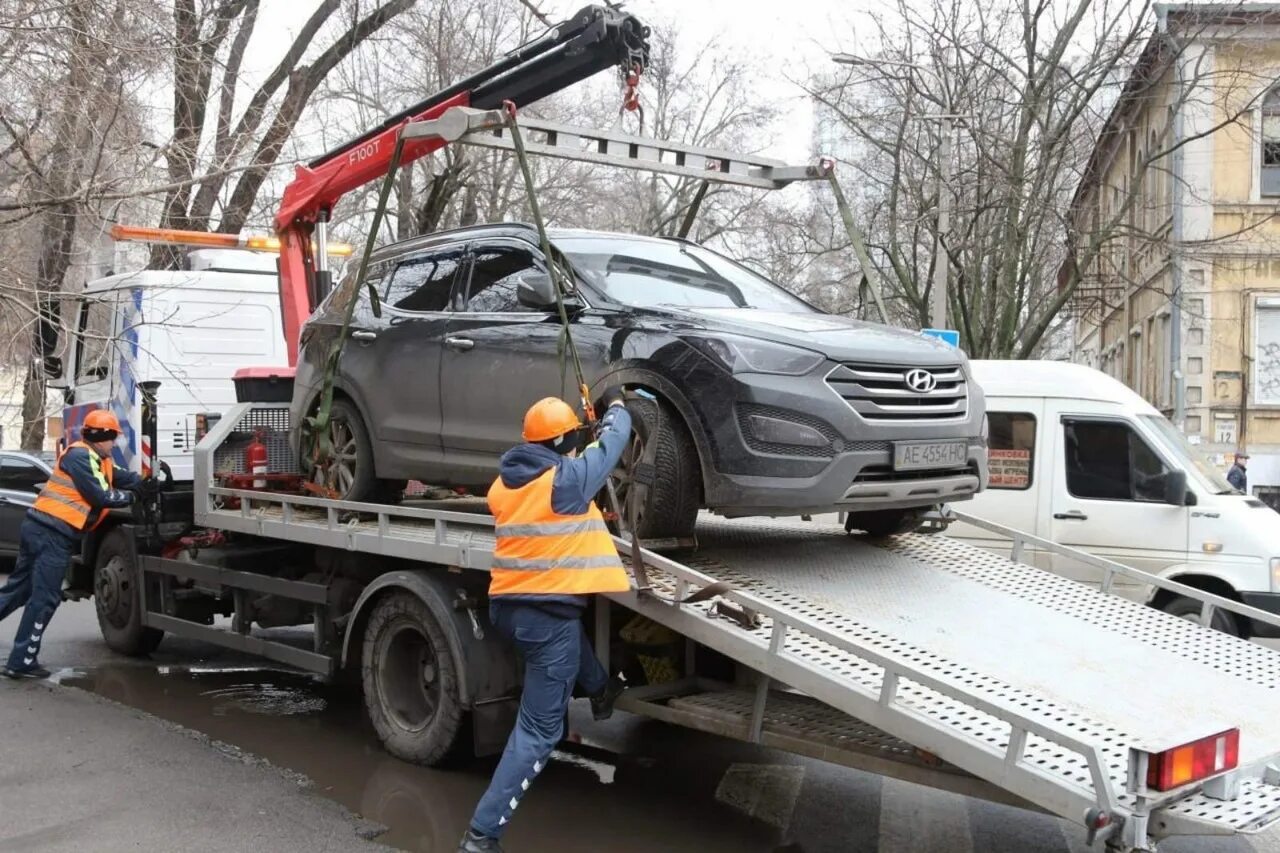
522, 397, 582, 443
83, 409, 122, 434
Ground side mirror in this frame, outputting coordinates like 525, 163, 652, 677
516, 271, 558, 310
1164, 468, 1189, 506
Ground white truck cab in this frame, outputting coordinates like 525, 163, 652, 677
48, 248, 286, 480
954, 360, 1280, 636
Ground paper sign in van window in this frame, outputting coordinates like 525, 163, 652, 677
989, 448, 1032, 488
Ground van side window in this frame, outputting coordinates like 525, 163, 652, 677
1063, 418, 1170, 502
464, 247, 539, 313
384, 250, 462, 312
987, 412, 1035, 490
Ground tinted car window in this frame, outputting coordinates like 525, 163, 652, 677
0, 458, 47, 492
1064, 418, 1169, 502
384, 251, 462, 312
464, 246, 540, 313
556, 236, 815, 313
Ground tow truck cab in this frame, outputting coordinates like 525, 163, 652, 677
954, 359, 1280, 636
46, 248, 288, 481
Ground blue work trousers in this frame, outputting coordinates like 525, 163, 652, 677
469, 601, 608, 839
0, 518, 74, 672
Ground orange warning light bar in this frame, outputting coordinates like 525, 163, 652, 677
109, 224, 353, 257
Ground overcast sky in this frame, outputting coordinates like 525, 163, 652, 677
248, 0, 875, 163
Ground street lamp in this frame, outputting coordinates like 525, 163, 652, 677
831, 53, 959, 331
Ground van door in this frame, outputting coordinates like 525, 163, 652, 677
956, 400, 1050, 567
1048, 414, 1191, 594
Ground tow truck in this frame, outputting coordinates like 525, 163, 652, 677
43, 6, 1280, 850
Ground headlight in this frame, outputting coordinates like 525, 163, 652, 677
683, 334, 825, 376
1270, 557, 1280, 592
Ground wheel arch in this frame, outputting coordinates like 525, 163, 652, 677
590, 365, 712, 500
341, 568, 518, 707
1149, 572, 1247, 634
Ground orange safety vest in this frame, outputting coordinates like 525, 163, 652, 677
32, 440, 115, 532
488, 468, 630, 597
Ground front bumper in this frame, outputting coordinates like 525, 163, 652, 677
696, 368, 988, 517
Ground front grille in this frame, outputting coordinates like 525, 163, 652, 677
826, 362, 968, 421
853, 462, 978, 483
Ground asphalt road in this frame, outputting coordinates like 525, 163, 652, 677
3, 593, 1280, 852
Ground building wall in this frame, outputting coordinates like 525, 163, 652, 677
1072, 23, 1280, 491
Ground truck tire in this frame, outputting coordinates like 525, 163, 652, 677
844, 509, 925, 538
1160, 594, 1243, 637
94, 528, 164, 656
610, 395, 700, 541
317, 399, 404, 504
362, 591, 465, 765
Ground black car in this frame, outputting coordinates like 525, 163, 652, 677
291, 225, 988, 540
0, 451, 52, 562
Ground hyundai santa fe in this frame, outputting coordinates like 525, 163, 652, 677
291, 224, 989, 540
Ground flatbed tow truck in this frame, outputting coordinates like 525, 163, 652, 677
54, 6, 1280, 850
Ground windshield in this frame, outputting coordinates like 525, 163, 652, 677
555, 236, 816, 313
1139, 414, 1235, 494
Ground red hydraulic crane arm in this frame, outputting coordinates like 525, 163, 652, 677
272, 5, 650, 367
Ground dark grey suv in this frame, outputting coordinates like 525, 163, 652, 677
292, 224, 988, 540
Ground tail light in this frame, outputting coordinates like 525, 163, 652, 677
1146, 729, 1240, 791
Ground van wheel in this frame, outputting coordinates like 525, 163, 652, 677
94, 529, 164, 656
844, 509, 925, 538
608, 395, 700, 542
313, 399, 404, 504
1160, 594, 1243, 636
362, 591, 465, 765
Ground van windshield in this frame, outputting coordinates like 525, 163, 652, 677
1139, 414, 1235, 494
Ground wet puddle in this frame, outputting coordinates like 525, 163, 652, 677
61, 664, 779, 852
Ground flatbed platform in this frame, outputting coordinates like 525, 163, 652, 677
193, 403, 1280, 849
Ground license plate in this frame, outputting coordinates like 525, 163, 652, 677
893, 440, 968, 471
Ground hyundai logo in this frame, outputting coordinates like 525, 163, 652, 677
904, 368, 937, 393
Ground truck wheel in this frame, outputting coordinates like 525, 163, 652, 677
362, 591, 465, 765
315, 399, 404, 504
94, 528, 164, 656
1160, 594, 1243, 637
609, 395, 700, 541
844, 509, 925, 538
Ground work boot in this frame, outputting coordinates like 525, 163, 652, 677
591, 675, 626, 721
2, 665, 51, 680
457, 829, 503, 852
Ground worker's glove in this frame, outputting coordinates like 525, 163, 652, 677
601, 386, 627, 410
134, 477, 162, 498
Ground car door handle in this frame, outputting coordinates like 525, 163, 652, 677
351, 330, 377, 342
1053, 510, 1088, 521
445, 337, 475, 351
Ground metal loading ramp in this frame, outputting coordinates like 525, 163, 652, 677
609, 516, 1280, 845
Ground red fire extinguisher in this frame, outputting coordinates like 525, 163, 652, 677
246, 430, 269, 490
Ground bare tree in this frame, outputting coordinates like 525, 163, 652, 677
151, 0, 414, 267
811, 0, 1276, 357
1, 0, 162, 448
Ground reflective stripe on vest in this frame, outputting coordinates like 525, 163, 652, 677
487, 467, 629, 597
31, 441, 114, 531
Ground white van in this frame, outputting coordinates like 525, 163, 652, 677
48, 248, 287, 481
953, 359, 1280, 638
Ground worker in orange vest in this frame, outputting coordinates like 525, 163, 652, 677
460, 391, 632, 853
0, 410, 145, 678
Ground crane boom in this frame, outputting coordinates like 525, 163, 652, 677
272, 4, 649, 366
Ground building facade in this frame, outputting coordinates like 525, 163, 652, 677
1070, 4, 1280, 495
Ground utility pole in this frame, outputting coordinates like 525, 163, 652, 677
933, 113, 952, 329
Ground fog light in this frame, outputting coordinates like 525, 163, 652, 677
748, 415, 828, 448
